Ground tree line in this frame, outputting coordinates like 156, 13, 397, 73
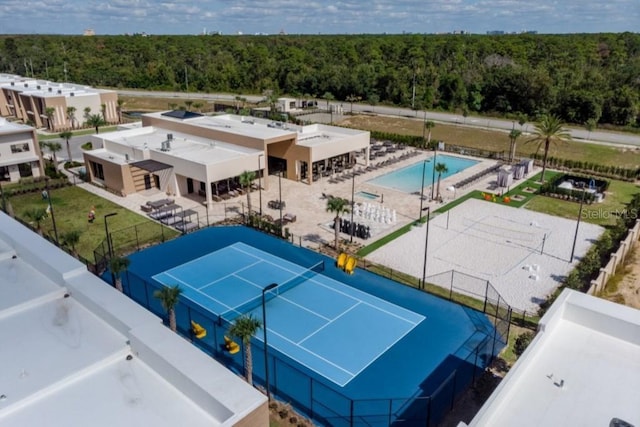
1, 33, 639, 127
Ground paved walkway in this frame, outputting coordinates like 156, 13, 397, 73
63, 150, 513, 252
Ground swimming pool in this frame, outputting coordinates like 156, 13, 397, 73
367, 155, 479, 193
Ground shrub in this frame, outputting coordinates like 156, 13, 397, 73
514, 332, 534, 357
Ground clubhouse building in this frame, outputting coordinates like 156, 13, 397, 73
83, 111, 370, 206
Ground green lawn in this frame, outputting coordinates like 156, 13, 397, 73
38, 126, 119, 141
524, 179, 640, 227
7, 185, 178, 261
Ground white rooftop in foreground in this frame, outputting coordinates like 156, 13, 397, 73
0, 213, 267, 427
466, 289, 640, 427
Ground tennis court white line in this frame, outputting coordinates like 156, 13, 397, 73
231, 244, 311, 277
340, 318, 424, 381
154, 271, 236, 313
297, 302, 362, 345
196, 259, 263, 290
277, 294, 332, 322
232, 242, 422, 325
305, 276, 423, 325
265, 327, 356, 378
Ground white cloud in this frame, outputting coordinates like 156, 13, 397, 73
0, 0, 636, 34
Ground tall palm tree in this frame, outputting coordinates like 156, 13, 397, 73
424, 120, 435, 148
83, 107, 91, 121
24, 207, 47, 235
108, 256, 130, 293
434, 162, 449, 201
526, 115, 572, 183
508, 129, 522, 163
326, 197, 350, 251
228, 314, 263, 386
100, 103, 107, 121
184, 100, 193, 111
59, 131, 73, 163
47, 142, 62, 166
154, 285, 182, 332
239, 170, 256, 214
45, 107, 55, 131
87, 114, 106, 134
66, 106, 77, 129
61, 229, 82, 256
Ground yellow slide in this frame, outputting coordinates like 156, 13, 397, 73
344, 256, 357, 275
337, 252, 348, 269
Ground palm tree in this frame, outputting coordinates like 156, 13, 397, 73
86, 114, 106, 134
100, 103, 107, 121
346, 94, 361, 114
45, 107, 55, 131
326, 197, 350, 251
108, 256, 130, 293
508, 129, 522, 163
434, 162, 449, 201
83, 106, 91, 122
184, 100, 193, 111
47, 142, 62, 166
193, 101, 204, 113
24, 207, 47, 235
116, 99, 125, 123
154, 285, 182, 332
239, 170, 256, 214
61, 229, 82, 256
228, 314, 263, 386
59, 131, 73, 163
66, 106, 77, 129
424, 120, 435, 148
526, 115, 572, 183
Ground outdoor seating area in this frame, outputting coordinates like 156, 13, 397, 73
143, 198, 199, 233
268, 200, 286, 210
453, 163, 503, 189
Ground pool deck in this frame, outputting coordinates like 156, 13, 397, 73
74, 150, 511, 250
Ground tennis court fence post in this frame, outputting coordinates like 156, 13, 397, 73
449, 270, 454, 300
483, 281, 489, 313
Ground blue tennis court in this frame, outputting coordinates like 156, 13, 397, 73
153, 242, 424, 386
118, 227, 504, 426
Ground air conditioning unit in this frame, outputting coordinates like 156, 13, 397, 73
24, 83, 28, 87
125, 153, 129, 162
167, 133, 173, 140
70, 92, 74, 97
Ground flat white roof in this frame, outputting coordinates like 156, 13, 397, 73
0, 75, 114, 97
0, 117, 33, 135
96, 126, 262, 165
144, 112, 369, 148
468, 289, 640, 427
0, 213, 266, 426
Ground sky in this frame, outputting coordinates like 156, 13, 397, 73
0, 0, 638, 35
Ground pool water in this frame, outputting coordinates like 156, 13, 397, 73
367, 155, 479, 193
356, 191, 379, 200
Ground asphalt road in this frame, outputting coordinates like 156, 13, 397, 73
116, 89, 640, 147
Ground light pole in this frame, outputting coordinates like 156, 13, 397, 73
262, 283, 278, 401
278, 171, 283, 234
104, 212, 118, 259
430, 144, 438, 201
45, 180, 59, 245
445, 186, 456, 230
421, 206, 430, 290
419, 159, 427, 222
258, 154, 264, 216
350, 172, 355, 242
570, 185, 587, 262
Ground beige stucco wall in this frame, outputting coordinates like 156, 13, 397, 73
83, 152, 129, 195
232, 401, 269, 427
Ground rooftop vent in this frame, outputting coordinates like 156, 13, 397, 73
70, 92, 74, 97
24, 83, 28, 87
167, 133, 173, 140
57, 90, 62, 94
10, 82, 14, 86
48, 87, 52, 92
36, 85, 41, 90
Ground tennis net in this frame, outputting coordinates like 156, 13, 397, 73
221, 260, 325, 321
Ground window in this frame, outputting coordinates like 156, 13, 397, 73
10, 143, 29, 153
90, 161, 104, 180
18, 162, 33, 178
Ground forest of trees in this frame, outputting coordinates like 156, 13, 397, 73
0, 33, 639, 127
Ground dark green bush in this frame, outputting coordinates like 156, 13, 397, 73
514, 332, 535, 357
